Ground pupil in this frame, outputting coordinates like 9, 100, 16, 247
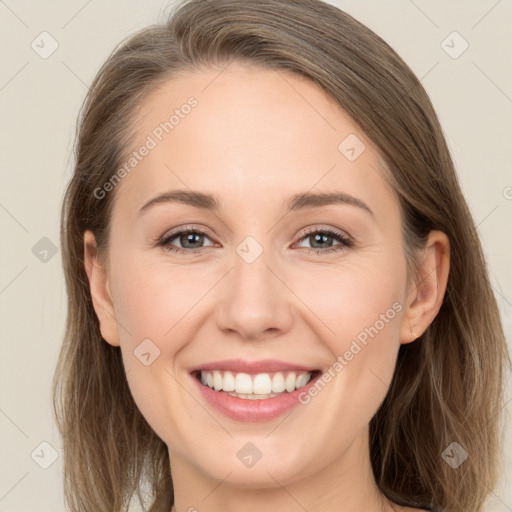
182, 232, 203, 249
311, 233, 331, 249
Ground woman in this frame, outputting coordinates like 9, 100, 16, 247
52, 1, 510, 511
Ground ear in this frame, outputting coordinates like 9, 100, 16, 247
400, 230, 450, 344
83, 229, 120, 347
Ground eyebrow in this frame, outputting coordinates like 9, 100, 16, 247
138, 189, 374, 217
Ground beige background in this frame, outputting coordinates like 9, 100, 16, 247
1, 1, 511, 510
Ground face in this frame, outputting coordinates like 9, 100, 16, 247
85, 62, 440, 489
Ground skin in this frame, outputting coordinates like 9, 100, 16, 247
84, 62, 449, 512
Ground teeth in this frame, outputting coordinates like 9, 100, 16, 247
253, 373, 272, 394
285, 372, 296, 392
296, 372, 310, 388
235, 372, 253, 394
199, 370, 314, 396
226, 391, 282, 400
213, 370, 223, 391
222, 371, 235, 392
271, 372, 286, 392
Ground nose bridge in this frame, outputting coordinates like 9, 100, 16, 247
215, 233, 293, 340
233, 238, 273, 299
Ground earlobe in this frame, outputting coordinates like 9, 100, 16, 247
400, 230, 450, 344
83, 230, 121, 347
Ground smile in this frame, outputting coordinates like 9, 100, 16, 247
189, 362, 323, 422
194, 369, 320, 399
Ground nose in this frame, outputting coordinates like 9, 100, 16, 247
214, 246, 294, 342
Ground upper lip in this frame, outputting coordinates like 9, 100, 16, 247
192, 359, 319, 374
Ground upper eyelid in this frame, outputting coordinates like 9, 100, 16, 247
298, 225, 351, 238
161, 224, 216, 242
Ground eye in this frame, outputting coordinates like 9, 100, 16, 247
157, 225, 353, 256
294, 226, 353, 255
158, 226, 215, 255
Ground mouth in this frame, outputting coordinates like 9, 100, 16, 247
189, 362, 325, 422
191, 369, 323, 400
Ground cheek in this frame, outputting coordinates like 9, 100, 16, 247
291, 255, 405, 348
292, 258, 405, 420
110, 256, 213, 346
110, 257, 204, 446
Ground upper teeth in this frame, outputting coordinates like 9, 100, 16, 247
200, 370, 313, 394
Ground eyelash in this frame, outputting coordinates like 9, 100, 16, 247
156, 225, 354, 256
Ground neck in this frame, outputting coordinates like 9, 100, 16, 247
168, 426, 396, 512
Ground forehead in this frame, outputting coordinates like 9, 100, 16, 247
112, 62, 397, 221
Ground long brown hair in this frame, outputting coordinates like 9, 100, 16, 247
52, 1, 510, 510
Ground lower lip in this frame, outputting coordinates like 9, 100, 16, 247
190, 372, 321, 422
